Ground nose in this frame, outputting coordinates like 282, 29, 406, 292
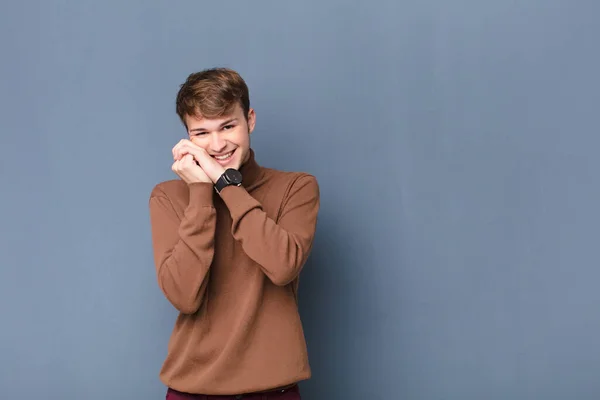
209, 132, 227, 153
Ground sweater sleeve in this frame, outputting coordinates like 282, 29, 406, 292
218, 174, 320, 286
148, 183, 216, 314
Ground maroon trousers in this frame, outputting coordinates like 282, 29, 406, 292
166, 384, 301, 400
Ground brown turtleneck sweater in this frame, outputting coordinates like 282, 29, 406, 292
148, 150, 320, 395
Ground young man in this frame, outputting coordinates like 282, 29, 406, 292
148, 68, 320, 399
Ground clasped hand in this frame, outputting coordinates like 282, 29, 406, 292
171, 140, 225, 184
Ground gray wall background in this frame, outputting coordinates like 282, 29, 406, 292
1, 1, 599, 399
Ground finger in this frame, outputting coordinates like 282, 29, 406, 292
177, 158, 186, 171
177, 145, 204, 165
182, 154, 194, 168
177, 145, 191, 160
173, 139, 191, 160
172, 140, 183, 159
194, 149, 223, 182
190, 146, 209, 163
175, 147, 187, 161
176, 141, 189, 160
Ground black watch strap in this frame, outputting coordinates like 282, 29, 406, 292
214, 168, 242, 194
214, 175, 230, 193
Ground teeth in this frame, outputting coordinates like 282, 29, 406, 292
214, 151, 233, 160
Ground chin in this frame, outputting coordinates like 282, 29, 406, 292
228, 151, 241, 169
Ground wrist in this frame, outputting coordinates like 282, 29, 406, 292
210, 168, 226, 184
214, 168, 243, 194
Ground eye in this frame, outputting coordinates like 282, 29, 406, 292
222, 124, 235, 130
192, 132, 207, 136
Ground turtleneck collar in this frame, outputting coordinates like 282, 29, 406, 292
238, 148, 262, 188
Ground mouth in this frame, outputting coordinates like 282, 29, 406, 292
211, 150, 235, 164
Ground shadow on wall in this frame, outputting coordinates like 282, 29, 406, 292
298, 210, 386, 398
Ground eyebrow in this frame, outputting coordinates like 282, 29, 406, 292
190, 118, 238, 133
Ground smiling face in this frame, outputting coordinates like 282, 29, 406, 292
185, 104, 256, 170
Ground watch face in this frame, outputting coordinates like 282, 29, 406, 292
225, 168, 243, 184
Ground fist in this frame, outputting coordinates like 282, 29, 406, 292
172, 139, 225, 183
171, 153, 211, 184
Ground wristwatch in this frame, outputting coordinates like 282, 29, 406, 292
214, 168, 243, 194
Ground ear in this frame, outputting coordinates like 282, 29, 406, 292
247, 108, 256, 134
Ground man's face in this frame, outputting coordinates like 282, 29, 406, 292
185, 104, 256, 170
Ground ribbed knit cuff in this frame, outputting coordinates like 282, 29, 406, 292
188, 182, 215, 207
218, 185, 261, 220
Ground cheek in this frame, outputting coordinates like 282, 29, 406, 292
190, 137, 207, 148
232, 131, 250, 147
